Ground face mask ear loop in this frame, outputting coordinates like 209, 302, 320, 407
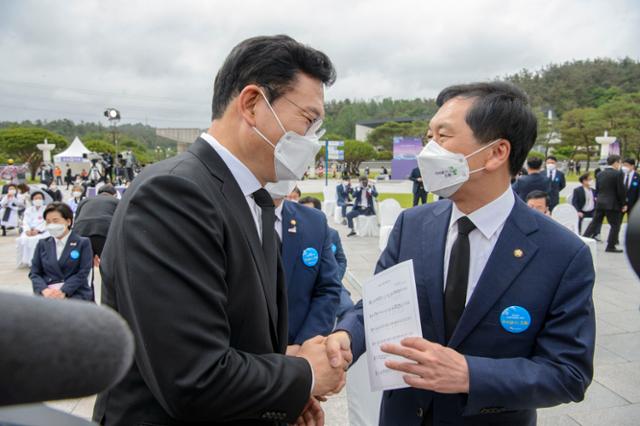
252, 126, 277, 149
258, 89, 287, 134
465, 139, 500, 159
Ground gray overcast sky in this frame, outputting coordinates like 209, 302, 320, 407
1, 0, 639, 128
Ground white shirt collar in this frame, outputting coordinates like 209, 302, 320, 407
275, 201, 284, 223
56, 231, 70, 248
200, 133, 261, 197
449, 187, 515, 240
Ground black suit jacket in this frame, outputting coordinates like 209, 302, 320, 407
595, 168, 626, 211
409, 167, 426, 194
571, 186, 596, 213
511, 172, 551, 201
625, 171, 640, 210
73, 194, 119, 238
93, 138, 311, 426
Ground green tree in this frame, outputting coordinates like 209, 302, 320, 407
597, 92, 640, 158
365, 120, 428, 151
559, 108, 605, 171
84, 139, 116, 154
344, 139, 376, 175
0, 127, 68, 176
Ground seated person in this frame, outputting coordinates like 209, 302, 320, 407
45, 181, 63, 202
1, 183, 25, 236
346, 176, 378, 236
30, 202, 94, 301
66, 185, 85, 215
572, 173, 597, 234
526, 190, 551, 216
16, 191, 49, 267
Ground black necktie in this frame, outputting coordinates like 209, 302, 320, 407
252, 189, 278, 284
444, 216, 476, 343
625, 174, 630, 189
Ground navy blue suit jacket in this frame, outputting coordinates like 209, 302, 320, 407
512, 172, 551, 201
30, 231, 94, 300
336, 183, 352, 206
352, 185, 378, 213
328, 226, 354, 317
625, 171, 640, 209
281, 201, 341, 344
545, 169, 566, 207
338, 196, 595, 426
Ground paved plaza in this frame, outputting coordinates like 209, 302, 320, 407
1, 180, 639, 425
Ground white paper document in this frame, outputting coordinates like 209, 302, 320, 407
363, 259, 423, 391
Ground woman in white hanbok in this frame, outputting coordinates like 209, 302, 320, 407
16, 191, 49, 267
1, 184, 25, 236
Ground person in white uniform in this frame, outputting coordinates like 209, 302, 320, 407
1, 183, 25, 236
16, 191, 49, 267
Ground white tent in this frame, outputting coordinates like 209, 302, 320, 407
54, 136, 91, 163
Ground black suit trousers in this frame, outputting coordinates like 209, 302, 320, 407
584, 209, 622, 248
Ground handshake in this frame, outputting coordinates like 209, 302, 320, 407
289, 331, 353, 397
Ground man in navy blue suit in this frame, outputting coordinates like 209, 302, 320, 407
336, 176, 353, 223
326, 82, 595, 426
346, 176, 378, 236
623, 158, 640, 213
511, 156, 551, 201
545, 155, 566, 211
266, 183, 342, 355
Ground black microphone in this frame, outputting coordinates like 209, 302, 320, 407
0, 292, 134, 406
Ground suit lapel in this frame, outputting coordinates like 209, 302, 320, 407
448, 200, 539, 348
188, 139, 279, 344
419, 201, 452, 345
281, 202, 301, 287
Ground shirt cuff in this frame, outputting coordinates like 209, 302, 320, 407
304, 358, 315, 396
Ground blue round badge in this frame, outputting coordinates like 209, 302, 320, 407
500, 306, 531, 333
634, 181, 638, 187
70, 249, 80, 260
331, 243, 337, 254
302, 247, 319, 267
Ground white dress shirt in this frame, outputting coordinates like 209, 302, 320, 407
547, 169, 556, 181
443, 187, 515, 304
200, 133, 263, 239
55, 232, 70, 260
359, 186, 369, 208
583, 187, 595, 212
274, 202, 284, 241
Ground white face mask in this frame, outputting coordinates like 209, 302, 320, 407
33, 199, 44, 207
265, 180, 297, 199
417, 139, 499, 198
546, 163, 556, 171
252, 90, 323, 181
8, 189, 16, 196
72, 191, 82, 198
46, 223, 66, 238
622, 166, 630, 174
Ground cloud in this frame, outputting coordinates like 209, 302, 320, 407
0, 0, 638, 127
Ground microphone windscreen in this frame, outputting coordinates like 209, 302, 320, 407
0, 292, 134, 406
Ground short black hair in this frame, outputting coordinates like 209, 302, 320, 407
607, 155, 621, 166
546, 156, 558, 162
579, 173, 591, 183
98, 184, 117, 195
623, 158, 636, 167
299, 196, 322, 210
30, 191, 44, 200
526, 190, 549, 206
526, 157, 543, 170
359, 175, 368, 182
436, 81, 538, 176
43, 202, 74, 226
211, 35, 336, 119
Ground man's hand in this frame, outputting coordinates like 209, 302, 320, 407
381, 337, 470, 394
623, 205, 628, 213
578, 212, 584, 218
291, 397, 324, 426
41, 288, 54, 298
286, 344, 301, 356
26, 229, 38, 237
297, 336, 345, 397
93, 255, 101, 268
325, 331, 352, 369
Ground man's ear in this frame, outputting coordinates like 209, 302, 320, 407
236, 85, 263, 127
485, 139, 511, 172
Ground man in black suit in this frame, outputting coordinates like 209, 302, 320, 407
545, 155, 566, 211
73, 184, 119, 261
584, 155, 627, 252
511, 156, 551, 201
409, 166, 428, 206
623, 158, 640, 214
93, 35, 347, 426
572, 173, 596, 234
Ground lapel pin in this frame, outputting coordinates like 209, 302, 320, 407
288, 219, 297, 233
70, 242, 77, 247
513, 249, 524, 258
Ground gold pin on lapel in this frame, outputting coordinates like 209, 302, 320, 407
288, 219, 297, 233
513, 249, 524, 258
